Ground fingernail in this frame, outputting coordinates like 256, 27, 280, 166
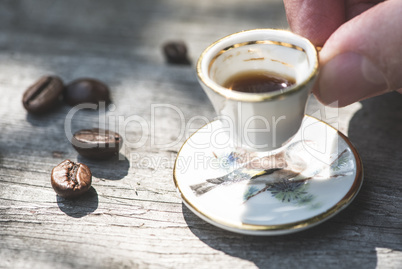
316, 52, 388, 107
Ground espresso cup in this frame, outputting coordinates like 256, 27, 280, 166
197, 29, 319, 152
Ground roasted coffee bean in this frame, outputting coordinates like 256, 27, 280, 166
163, 41, 190, 65
22, 76, 64, 114
71, 128, 123, 160
51, 160, 92, 199
64, 78, 111, 106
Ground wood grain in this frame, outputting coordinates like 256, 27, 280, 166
0, 0, 401, 268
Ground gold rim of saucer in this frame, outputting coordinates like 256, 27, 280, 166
173, 115, 364, 234
196, 29, 319, 103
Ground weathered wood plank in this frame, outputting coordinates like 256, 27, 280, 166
0, 0, 401, 268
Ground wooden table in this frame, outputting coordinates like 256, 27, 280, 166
1, 1, 401, 268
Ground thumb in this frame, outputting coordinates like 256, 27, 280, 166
315, 0, 402, 107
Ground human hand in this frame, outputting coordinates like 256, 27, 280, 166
283, 0, 402, 107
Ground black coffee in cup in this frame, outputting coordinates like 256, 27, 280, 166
222, 70, 295, 93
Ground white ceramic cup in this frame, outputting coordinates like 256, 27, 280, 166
197, 29, 319, 152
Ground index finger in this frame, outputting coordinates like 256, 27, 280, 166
283, 0, 346, 46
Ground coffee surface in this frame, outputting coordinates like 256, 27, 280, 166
222, 70, 295, 93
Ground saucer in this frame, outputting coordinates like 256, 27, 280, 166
173, 116, 363, 235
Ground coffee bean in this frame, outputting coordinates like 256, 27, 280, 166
71, 128, 123, 160
163, 41, 190, 65
22, 76, 64, 114
51, 160, 92, 199
64, 78, 111, 106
